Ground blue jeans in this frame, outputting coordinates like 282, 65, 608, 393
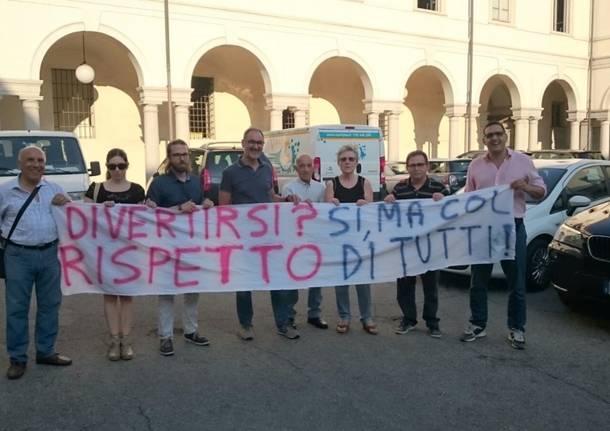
236, 290, 291, 330
335, 284, 372, 322
4, 243, 62, 363
286, 288, 323, 320
469, 219, 527, 331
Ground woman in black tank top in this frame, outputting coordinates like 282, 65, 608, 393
324, 145, 377, 335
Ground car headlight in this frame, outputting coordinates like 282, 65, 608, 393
67, 191, 86, 201
553, 224, 584, 249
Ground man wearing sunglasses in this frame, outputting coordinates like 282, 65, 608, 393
146, 139, 214, 356
460, 121, 545, 349
384, 150, 448, 338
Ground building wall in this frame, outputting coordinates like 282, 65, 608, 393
1, 0, 608, 181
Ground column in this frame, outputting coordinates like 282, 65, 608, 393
388, 111, 401, 162
448, 116, 462, 158
142, 104, 161, 180
569, 119, 580, 150
468, 114, 479, 151
174, 104, 191, 144
269, 109, 282, 131
366, 112, 379, 127
294, 109, 307, 128
513, 117, 529, 151
600, 119, 610, 160
528, 117, 540, 151
22, 98, 41, 130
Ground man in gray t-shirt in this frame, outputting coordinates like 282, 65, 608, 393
282, 155, 328, 330
219, 127, 300, 341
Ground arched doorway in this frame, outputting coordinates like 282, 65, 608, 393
190, 45, 270, 143
37, 31, 145, 184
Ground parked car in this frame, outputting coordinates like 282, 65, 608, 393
384, 163, 409, 194
456, 150, 486, 159
530, 150, 605, 160
428, 158, 471, 194
0, 130, 100, 200
442, 158, 610, 291
549, 201, 610, 308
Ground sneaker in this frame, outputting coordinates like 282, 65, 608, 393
184, 332, 210, 346
277, 326, 300, 339
460, 324, 486, 342
238, 326, 254, 341
508, 329, 526, 350
159, 338, 174, 356
428, 328, 443, 338
395, 322, 416, 335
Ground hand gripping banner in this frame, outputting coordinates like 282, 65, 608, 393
52, 186, 515, 295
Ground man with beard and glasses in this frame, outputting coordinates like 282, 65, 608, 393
146, 139, 214, 356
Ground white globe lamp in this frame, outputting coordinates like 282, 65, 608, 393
75, 63, 95, 84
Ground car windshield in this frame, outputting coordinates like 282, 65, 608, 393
0, 136, 86, 176
429, 160, 471, 174
389, 162, 407, 174
205, 151, 241, 180
528, 167, 566, 204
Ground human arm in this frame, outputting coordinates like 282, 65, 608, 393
356, 178, 373, 206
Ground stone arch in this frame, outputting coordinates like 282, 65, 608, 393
400, 61, 456, 106
184, 38, 274, 94
305, 50, 375, 100
31, 23, 147, 86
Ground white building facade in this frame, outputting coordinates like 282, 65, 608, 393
1, 0, 609, 185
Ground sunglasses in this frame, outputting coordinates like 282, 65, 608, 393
107, 163, 128, 170
339, 156, 356, 162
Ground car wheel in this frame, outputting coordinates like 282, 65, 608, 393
556, 290, 581, 310
526, 238, 552, 292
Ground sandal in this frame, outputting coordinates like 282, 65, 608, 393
336, 321, 350, 334
362, 321, 378, 335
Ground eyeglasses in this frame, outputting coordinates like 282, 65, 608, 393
246, 140, 264, 146
170, 152, 189, 159
339, 156, 356, 162
485, 131, 505, 139
407, 162, 427, 168
106, 163, 128, 170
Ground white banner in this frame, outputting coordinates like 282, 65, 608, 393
52, 186, 515, 295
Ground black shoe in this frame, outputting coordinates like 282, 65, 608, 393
7, 362, 26, 380
184, 332, 210, 346
307, 317, 328, 329
35, 353, 72, 366
160, 338, 174, 356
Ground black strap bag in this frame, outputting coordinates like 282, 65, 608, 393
0, 186, 41, 279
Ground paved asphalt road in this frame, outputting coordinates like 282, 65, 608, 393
1, 276, 609, 431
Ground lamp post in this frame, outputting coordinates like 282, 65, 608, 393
164, 0, 175, 140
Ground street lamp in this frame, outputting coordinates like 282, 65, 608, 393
75, 31, 95, 84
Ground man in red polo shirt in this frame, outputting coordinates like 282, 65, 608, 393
460, 121, 545, 350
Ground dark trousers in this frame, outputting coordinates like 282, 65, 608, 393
396, 270, 440, 329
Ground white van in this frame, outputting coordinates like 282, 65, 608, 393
264, 125, 386, 199
0, 130, 100, 200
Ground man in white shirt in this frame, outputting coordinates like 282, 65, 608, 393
282, 154, 328, 330
0, 146, 72, 380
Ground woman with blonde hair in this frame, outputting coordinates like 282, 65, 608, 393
324, 145, 378, 335
84, 148, 145, 360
